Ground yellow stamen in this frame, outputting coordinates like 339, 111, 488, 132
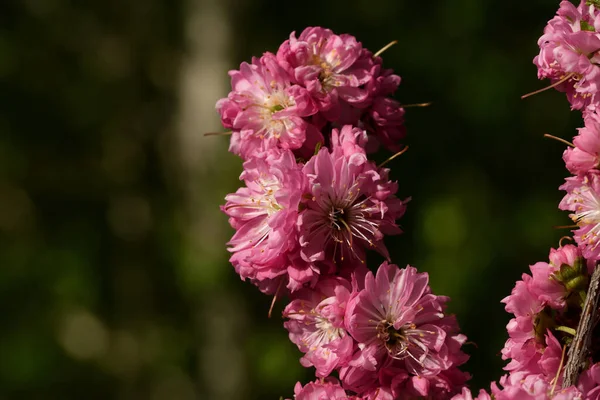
204, 131, 233, 136
550, 343, 568, 395
268, 280, 284, 318
373, 40, 398, 58
521, 73, 575, 99
559, 236, 574, 248
378, 146, 409, 168
399, 101, 432, 108
544, 134, 575, 148
554, 224, 578, 230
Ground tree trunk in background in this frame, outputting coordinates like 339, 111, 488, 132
175, 0, 247, 398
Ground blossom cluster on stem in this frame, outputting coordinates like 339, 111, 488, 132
452, 2, 600, 398
216, 27, 470, 399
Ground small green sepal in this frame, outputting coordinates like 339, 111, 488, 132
581, 20, 596, 32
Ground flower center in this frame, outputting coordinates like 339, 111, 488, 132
255, 177, 282, 215
329, 206, 352, 235
374, 318, 435, 366
315, 316, 343, 340
570, 185, 600, 248
270, 104, 284, 113
318, 61, 333, 81
304, 315, 344, 351
377, 320, 411, 359
314, 189, 380, 262
308, 53, 339, 90
253, 90, 295, 140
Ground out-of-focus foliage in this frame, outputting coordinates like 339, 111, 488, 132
0, 0, 582, 399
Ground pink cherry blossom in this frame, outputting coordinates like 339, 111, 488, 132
533, 1, 600, 110
360, 386, 395, 400
577, 362, 600, 398
451, 387, 492, 400
298, 126, 407, 265
222, 150, 307, 293
277, 27, 374, 120
491, 372, 583, 400
216, 53, 321, 160
363, 97, 406, 153
371, 365, 470, 400
559, 171, 600, 259
564, 110, 600, 174
501, 245, 593, 380
291, 378, 351, 400
283, 276, 354, 377
500, 272, 545, 375
342, 262, 468, 394
549, 244, 583, 271
355, 62, 406, 153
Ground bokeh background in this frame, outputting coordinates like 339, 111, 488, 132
0, 0, 586, 399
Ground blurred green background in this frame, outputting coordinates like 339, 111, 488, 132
0, 0, 585, 398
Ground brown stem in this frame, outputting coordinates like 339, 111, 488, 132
563, 261, 600, 388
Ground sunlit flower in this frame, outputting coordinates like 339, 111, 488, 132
501, 245, 592, 380
216, 53, 320, 159
451, 387, 492, 400
277, 27, 373, 120
291, 378, 351, 400
222, 150, 307, 293
340, 262, 468, 397
491, 372, 583, 400
283, 277, 354, 377
533, 0, 600, 110
560, 172, 600, 259
298, 126, 406, 264
564, 110, 600, 173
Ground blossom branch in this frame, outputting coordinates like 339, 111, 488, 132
563, 261, 600, 388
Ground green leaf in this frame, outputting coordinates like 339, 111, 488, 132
587, 0, 600, 8
314, 141, 322, 155
270, 104, 284, 112
581, 20, 595, 32
552, 257, 589, 293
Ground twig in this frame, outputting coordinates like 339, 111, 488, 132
563, 261, 600, 387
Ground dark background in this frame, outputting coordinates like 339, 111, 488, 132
0, 0, 583, 399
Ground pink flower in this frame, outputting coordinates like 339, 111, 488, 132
500, 272, 546, 375
491, 372, 583, 400
451, 387, 492, 400
501, 245, 593, 380
577, 362, 600, 398
360, 386, 396, 400
277, 27, 374, 120
549, 244, 583, 270
298, 126, 406, 264
564, 110, 600, 174
291, 379, 351, 400
222, 150, 307, 293
533, 1, 600, 110
342, 262, 468, 393
358, 63, 406, 153
216, 53, 320, 159
373, 365, 470, 400
559, 172, 600, 259
273, 27, 408, 154
363, 97, 406, 153
283, 277, 354, 377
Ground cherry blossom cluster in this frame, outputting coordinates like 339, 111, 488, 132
217, 27, 407, 161
222, 124, 406, 294
288, 263, 470, 399
534, 0, 600, 111
452, 247, 600, 399
452, 246, 600, 399
217, 27, 470, 399
454, 2, 600, 398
